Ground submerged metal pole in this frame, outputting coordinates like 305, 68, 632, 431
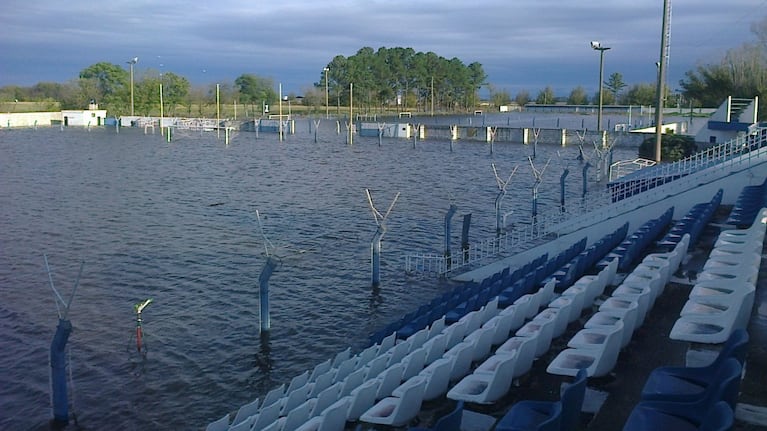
46, 257, 82, 426
495, 190, 505, 237
349, 83, 354, 146
365, 189, 399, 287
51, 318, 72, 425
444, 204, 457, 269
461, 214, 471, 263
560, 168, 569, 212
582, 162, 591, 198
258, 256, 278, 333
371, 226, 384, 287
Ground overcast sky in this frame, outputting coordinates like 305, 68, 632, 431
1, 0, 765, 96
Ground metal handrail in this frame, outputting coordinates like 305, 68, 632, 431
404, 127, 767, 275
609, 158, 657, 181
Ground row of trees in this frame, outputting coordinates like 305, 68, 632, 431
0, 65, 651, 117
680, 18, 767, 118
0, 47, 486, 117
485, 72, 659, 108
3, 16, 767, 118
317, 47, 486, 112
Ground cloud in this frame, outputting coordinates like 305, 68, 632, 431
0, 0, 762, 95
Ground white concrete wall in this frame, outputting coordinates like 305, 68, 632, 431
0, 112, 60, 128
61, 110, 107, 126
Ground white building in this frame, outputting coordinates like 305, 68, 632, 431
61, 102, 107, 127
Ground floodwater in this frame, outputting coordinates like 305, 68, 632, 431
0, 118, 638, 430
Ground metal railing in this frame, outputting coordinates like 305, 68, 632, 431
405, 127, 767, 275
609, 158, 657, 181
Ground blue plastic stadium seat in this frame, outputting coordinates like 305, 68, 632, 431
496, 368, 586, 431
641, 329, 748, 401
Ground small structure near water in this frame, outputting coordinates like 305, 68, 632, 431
1, 102, 107, 128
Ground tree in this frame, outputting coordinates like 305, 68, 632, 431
79, 62, 128, 108
489, 86, 511, 107
591, 90, 615, 105
161, 72, 190, 115
623, 83, 657, 106
467, 61, 487, 108
679, 16, 767, 118
679, 45, 766, 109
515, 90, 530, 107
639, 134, 697, 161
604, 72, 627, 100
235, 74, 277, 114
535, 86, 555, 104
567, 86, 588, 105
317, 47, 485, 113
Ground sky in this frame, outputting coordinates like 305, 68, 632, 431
1, 0, 766, 97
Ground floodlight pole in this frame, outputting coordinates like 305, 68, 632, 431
591, 42, 611, 131
654, 0, 671, 162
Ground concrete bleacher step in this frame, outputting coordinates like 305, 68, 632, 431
735, 403, 767, 427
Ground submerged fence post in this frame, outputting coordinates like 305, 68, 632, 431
51, 319, 72, 425
560, 168, 569, 212
134, 299, 152, 354
461, 214, 471, 263
313, 120, 321, 143
378, 123, 386, 147
44, 256, 82, 427
532, 128, 540, 159
371, 227, 384, 286
582, 162, 592, 198
444, 204, 457, 270
258, 256, 278, 333
488, 127, 498, 155
529, 157, 550, 224
492, 163, 518, 237
366, 189, 400, 287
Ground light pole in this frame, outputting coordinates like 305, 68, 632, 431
323, 67, 329, 119
654, 0, 671, 163
127, 57, 138, 116
590, 41, 610, 131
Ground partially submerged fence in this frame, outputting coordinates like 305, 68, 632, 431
405, 126, 767, 275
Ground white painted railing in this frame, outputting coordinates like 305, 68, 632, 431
609, 158, 657, 181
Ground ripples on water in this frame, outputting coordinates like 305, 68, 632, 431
0, 121, 638, 430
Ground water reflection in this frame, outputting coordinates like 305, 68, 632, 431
254, 332, 274, 377
0, 123, 642, 430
